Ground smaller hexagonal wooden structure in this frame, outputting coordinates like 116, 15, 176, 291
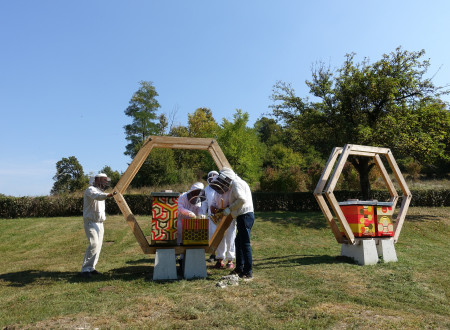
111, 136, 234, 255
314, 144, 412, 244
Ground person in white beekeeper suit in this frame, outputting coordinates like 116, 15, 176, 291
80, 173, 115, 278
177, 182, 207, 245
210, 167, 254, 280
204, 170, 219, 262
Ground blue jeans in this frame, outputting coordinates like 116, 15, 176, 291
235, 212, 254, 274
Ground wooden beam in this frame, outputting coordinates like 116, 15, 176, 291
393, 195, 412, 243
314, 147, 342, 194
325, 191, 355, 244
314, 194, 344, 243
385, 149, 411, 197
325, 144, 352, 193
373, 154, 399, 208
113, 193, 151, 254
348, 144, 391, 154
207, 214, 233, 253
209, 142, 231, 169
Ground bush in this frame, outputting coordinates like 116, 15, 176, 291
0, 189, 448, 219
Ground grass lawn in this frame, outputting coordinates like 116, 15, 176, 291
0, 207, 449, 329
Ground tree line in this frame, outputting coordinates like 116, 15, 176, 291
51, 47, 450, 198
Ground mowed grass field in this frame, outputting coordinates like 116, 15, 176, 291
0, 207, 449, 329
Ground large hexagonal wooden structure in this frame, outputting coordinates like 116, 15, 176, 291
111, 136, 234, 255
314, 144, 412, 245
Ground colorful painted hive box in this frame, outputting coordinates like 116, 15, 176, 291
340, 204, 375, 237
151, 192, 179, 244
376, 205, 394, 237
182, 218, 209, 245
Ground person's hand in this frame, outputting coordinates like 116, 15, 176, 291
223, 208, 231, 216
107, 191, 117, 198
199, 214, 206, 219
188, 211, 196, 218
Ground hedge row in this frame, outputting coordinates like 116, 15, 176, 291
0, 190, 449, 219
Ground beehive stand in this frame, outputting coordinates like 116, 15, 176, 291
314, 144, 412, 265
111, 136, 234, 279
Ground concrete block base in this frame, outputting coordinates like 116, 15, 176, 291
341, 239, 379, 265
184, 249, 207, 279
376, 238, 398, 263
153, 249, 177, 281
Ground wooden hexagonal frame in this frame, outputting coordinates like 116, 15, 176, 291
314, 144, 412, 244
111, 136, 234, 254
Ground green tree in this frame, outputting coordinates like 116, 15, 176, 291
124, 81, 163, 158
51, 156, 88, 195
271, 47, 450, 199
254, 116, 283, 147
217, 109, 265, 185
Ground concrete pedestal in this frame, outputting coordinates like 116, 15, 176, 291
341, 239, 379, 265
153, 249, 177, 281
184, 249, 207, 279
376, 238, 398, 263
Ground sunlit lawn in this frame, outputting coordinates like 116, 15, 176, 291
0, 207, 449, 328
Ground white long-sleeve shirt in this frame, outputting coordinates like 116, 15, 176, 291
227, 176, 254, 218
177, 191, 207, 218
83, 186, 109, 222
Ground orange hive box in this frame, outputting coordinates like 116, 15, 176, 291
340, 204, 375, 237
376, 205, 394, 237
182, 218, 209, 245
151, 192, 179, 244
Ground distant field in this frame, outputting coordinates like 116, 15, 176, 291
0, 207, 449, 329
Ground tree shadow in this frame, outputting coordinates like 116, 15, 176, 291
404, 214, 444, 222
254, 254, 356, 269
257, 211, 329, 229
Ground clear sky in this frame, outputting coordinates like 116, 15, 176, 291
1, 0, 449, 196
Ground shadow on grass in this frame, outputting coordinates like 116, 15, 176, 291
257, 211, 329, 229
255, 254, 356, 269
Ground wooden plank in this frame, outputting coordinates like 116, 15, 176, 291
349, 144, 390, 154
348, 150, 376, 157
314, 147, 342, 194
393, 195, 412, 242
145, 246, 209, 254
326, 192, 355, 244
207, 214, 233, 253
114, 193, 151, 254
153, 143, 210, 150
314, 194, 344, 243
325, 144, 352, 193
373, 154, 399, 206
385, 150, 411, 197
114, 138, 155, 193
209, 143, 231, 169
149, 136, 214, 146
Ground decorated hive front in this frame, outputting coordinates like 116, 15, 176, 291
151, 192, 180, 245
182, 218, 209, 245
339, 200, 395, 238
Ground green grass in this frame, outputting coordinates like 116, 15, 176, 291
0, 207, 449, 329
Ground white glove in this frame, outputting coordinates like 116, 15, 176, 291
199, 214, 206, 219
223, 208, 231, 216
188, 211, 196, 218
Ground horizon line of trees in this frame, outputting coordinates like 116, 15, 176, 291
50, 47, 450, 198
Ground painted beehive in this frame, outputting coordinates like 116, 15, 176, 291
182, 218, 209, 245
376, 205, 394, 237
340, 204, 375, 237
151, 192, 179, 244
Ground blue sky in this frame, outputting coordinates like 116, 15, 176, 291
1, 1, 449, 196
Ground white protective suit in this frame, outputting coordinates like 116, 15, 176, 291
221, 168, 254, 218
81, 181, 109, 273
176, 182, 207, 245
213, 189, 236, 261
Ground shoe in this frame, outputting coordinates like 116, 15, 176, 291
226, 261, 234, 269
90, 270, 102, 275
80, 272, 92, 278
207, 254, 216, 262
214, 260, 225, 269
229, 268, 243, 276
240, 272, 253, 281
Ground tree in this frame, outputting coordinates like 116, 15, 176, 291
254, 116, 283, 147
217, 109, 265, 185
271, 47, 450, 199
124, 81, 163, 158
51, 156, 88, 195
